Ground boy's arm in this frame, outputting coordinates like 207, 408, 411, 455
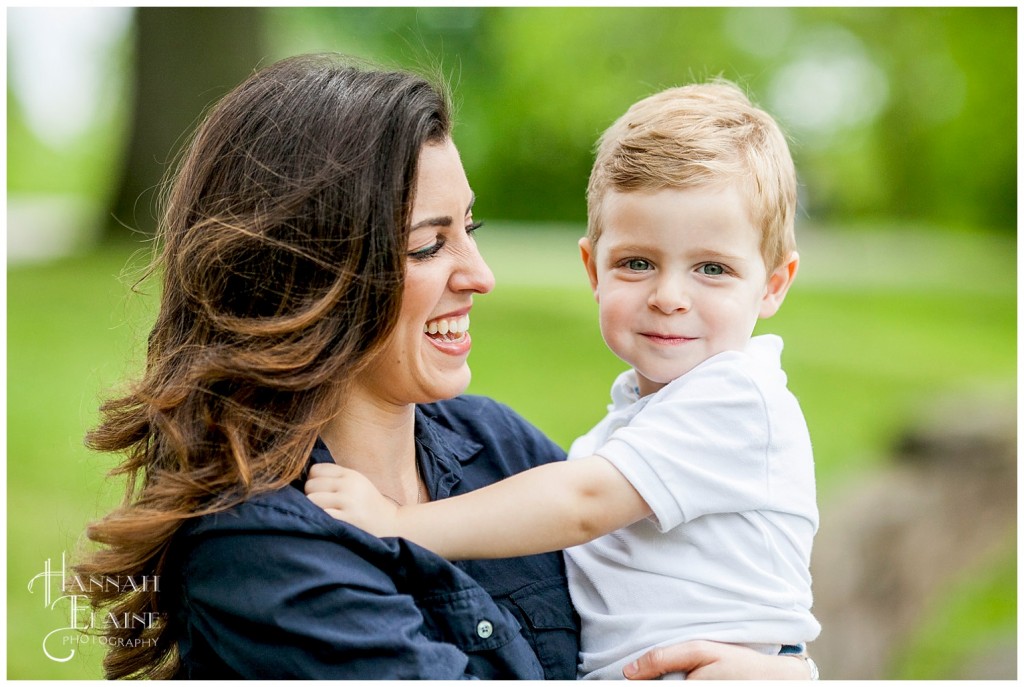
305, 456, 651, 560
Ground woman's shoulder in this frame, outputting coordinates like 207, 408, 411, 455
168, 483, 409, 601
178, 481, 374, 547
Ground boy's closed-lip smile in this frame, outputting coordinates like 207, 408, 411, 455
640, 332, 697, 345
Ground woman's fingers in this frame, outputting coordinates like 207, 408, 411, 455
624, 640, 812, 680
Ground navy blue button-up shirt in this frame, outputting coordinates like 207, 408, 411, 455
165, 395, 580, 679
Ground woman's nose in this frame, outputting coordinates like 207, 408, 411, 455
648, 273, 690, 314
451, 238, 495, 294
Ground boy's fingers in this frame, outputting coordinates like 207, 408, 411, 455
304, 471, 362, 494
307, 463, 351, 478
306, 491, 345, 510
304, 476, 340, 494
305, 491, 331, 507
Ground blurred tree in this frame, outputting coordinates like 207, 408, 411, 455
107, 6, 1014, 236
108, 7, 266, 239
797, 7, 1016, 232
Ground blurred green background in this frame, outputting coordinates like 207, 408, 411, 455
7, 6, 1016, 679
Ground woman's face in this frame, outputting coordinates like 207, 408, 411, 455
354, 139, 495, 406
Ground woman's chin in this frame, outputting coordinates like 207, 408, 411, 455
441, 370, 472, 400
416, 366, 472, 404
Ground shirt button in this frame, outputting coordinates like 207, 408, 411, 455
476, 619, 493, 639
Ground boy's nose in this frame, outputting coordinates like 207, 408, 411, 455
648, 274, 690, 314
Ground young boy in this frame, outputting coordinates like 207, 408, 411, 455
307, 81, 820, 679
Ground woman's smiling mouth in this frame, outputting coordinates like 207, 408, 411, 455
423, 313, 472, 354
424, 314, 469, 338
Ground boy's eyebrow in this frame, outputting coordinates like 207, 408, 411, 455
411, 194, 476, 231
605, 242, 744, 259
692, 248, 748, 262
602, 240, 658, 254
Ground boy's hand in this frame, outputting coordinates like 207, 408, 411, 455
304, 463, 401, 537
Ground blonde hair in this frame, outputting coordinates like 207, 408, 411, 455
586, 80, 797, 271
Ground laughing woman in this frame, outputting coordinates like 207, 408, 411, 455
76, 53, 812, 679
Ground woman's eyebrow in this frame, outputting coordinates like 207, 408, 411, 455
410, 194, 477, 231
411, 215, 452, 230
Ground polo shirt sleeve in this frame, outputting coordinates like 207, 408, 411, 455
596, 361, 772, 531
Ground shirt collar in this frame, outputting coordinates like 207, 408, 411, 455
296, 406, 484, 496
413, 405, 483, 466
609, 368, 642, 411
607, 334, 785, 414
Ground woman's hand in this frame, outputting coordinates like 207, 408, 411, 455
623, 640, 814, 680
305, 463, 401, 537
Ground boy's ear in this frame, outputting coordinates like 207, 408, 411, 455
578, 237, 600, 301
759, 251, 799, 319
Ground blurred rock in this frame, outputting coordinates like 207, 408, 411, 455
808, 388, 1016, 679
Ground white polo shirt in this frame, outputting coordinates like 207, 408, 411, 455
564, 335, 820, 680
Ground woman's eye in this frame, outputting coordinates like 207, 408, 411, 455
698, 263, 726, 276
409, 238, 444, 260
466, 220, 484, 236
625, 258, 652, 271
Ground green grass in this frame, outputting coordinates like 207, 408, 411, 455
8, 245, 151, 679
6, 225, 1016, 678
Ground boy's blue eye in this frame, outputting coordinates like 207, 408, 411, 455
626, 258, 652, 271
699, 263, 726, 276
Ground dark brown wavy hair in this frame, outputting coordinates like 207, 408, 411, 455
75, 53, 452, 679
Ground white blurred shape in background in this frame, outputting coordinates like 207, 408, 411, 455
767, 24, 890, 147
7, 7, 133, 263
8, 7, 133, 147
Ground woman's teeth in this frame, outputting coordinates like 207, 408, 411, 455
424, 314, 470, 337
